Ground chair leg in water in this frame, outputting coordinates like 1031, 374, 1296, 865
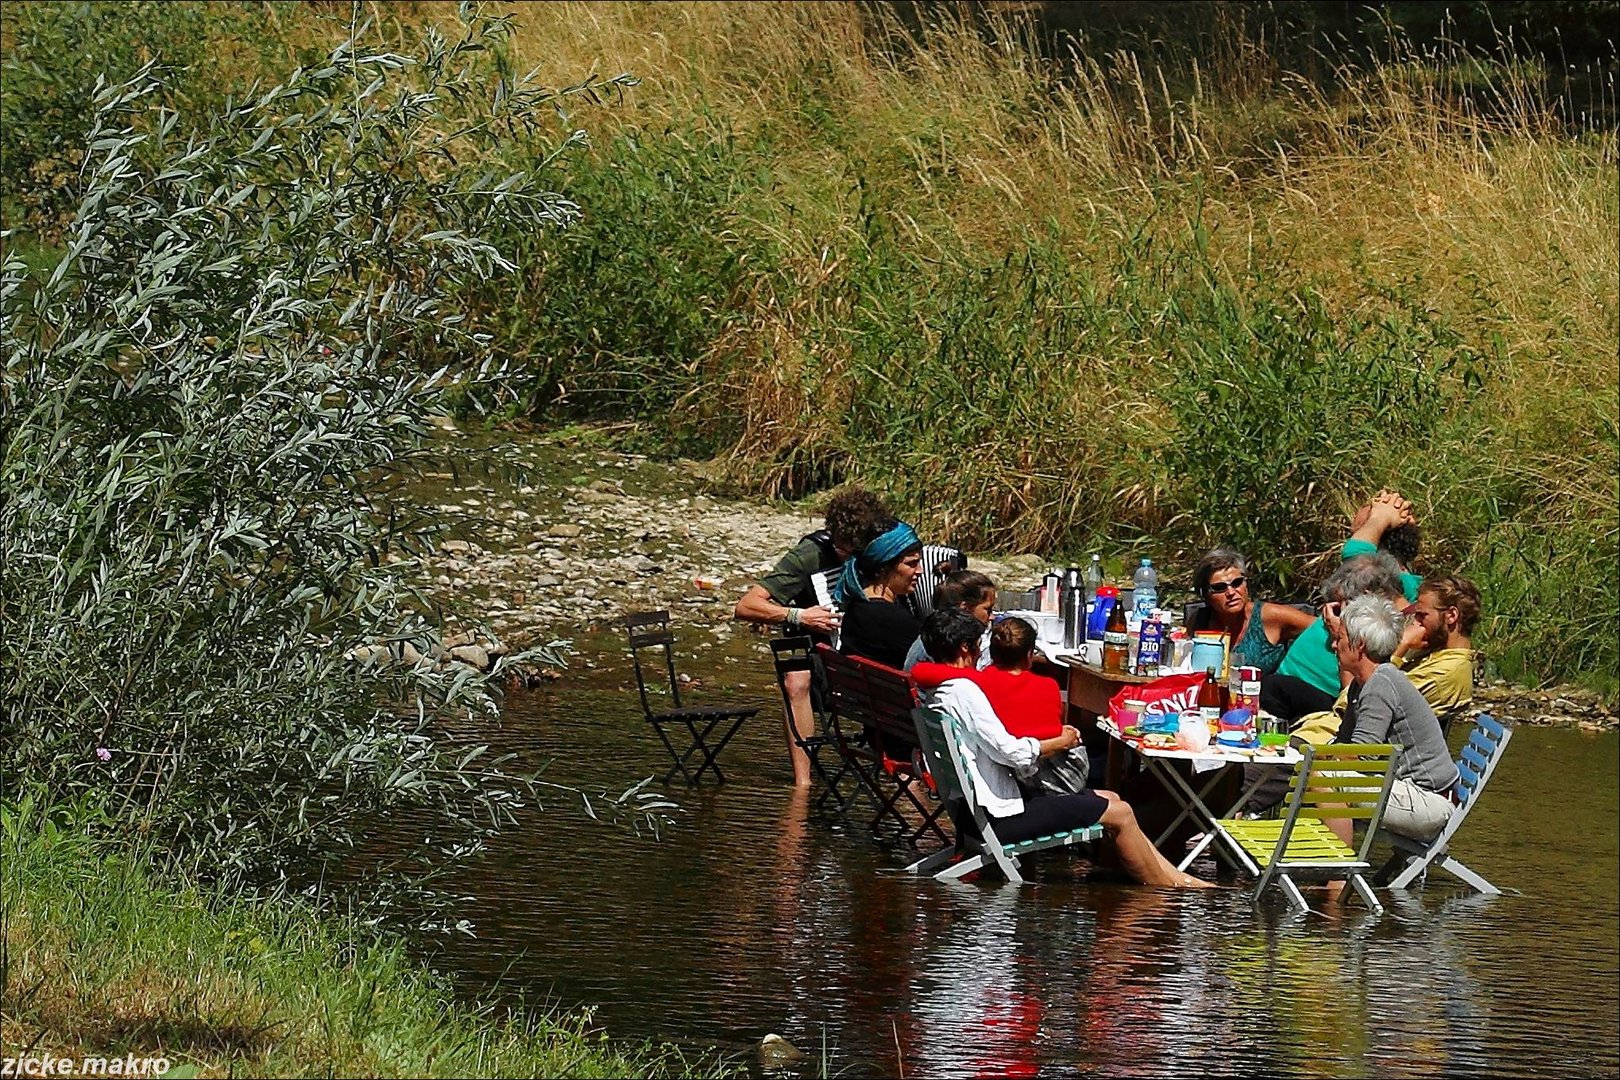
1349, 873, 1384, 914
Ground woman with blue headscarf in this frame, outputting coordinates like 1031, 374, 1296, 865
837, 516, 925, 670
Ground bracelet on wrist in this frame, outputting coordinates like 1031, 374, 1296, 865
784, 606, 801, 626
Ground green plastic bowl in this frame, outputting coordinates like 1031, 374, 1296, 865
1258, 732, 1290, 747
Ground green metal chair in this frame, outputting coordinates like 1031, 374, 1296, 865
1214, 743, 1402, 914
906, 707, 1103, 883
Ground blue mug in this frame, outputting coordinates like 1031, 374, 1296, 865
1190, 636, 1226, 675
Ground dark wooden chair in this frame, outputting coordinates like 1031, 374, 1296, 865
818, 644, 949, 847
625, 610, 759, 785
770, 635, 865, 814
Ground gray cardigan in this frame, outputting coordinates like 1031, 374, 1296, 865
1347, 664, 1461, 793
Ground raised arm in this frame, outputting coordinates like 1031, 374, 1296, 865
1347, 493, 1413, 552
1265, 601, 1319, 643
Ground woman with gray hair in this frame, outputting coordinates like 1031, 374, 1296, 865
1188, 548, 1315, 676
1332, 594, 1459, 843
1261, 552, 1407, 721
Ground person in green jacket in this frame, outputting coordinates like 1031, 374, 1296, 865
1262, 554, 1406, 721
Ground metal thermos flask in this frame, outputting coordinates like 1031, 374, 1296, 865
1062, 581, 1085, 649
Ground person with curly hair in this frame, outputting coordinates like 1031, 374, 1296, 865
734, 487, 889, 786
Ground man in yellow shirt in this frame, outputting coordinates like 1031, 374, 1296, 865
1295, 573, 1482, 744
1271, 575, 1483, 811
1390, 575, 1482, 735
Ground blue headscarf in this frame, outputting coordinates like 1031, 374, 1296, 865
836, 521, 921, 607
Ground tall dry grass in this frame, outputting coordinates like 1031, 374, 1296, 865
4, 1, 1613, 687
472, 1, 1616, 688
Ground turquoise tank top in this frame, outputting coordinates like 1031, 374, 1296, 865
1234, 601, 1288, 676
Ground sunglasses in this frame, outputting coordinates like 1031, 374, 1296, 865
1206, 577, 1248, 595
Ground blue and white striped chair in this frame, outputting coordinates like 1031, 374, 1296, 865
1375, 712, 1513, 894
907, 544, 967, 619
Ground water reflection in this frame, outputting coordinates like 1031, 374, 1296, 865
395, 636, 1618, 1079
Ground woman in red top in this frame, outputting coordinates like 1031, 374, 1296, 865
975, 618, 1064, 739
916, 617, 1089, 795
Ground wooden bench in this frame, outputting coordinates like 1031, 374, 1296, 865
817, 644, 948, 847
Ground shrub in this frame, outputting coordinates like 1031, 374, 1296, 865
0, 9, 645, 894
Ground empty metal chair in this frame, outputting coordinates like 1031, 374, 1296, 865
625, 610, 759, 785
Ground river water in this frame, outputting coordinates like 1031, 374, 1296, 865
405, 627, 1619, 1078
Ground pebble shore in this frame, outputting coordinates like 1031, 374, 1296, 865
393, 428, 1617, 732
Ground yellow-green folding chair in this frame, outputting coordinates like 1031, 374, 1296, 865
1214, 743, 1402, 914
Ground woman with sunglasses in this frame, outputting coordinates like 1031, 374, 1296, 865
1188, 549, 1316, 675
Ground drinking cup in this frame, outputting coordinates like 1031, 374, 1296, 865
1039, 614, 1064, 649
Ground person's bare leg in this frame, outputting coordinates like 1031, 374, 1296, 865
1095, 791, 1214, 888
1320, 814, 1353, 900
782, 669, 815, 788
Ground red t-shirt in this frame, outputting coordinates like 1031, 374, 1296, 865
973, 665, 1063, 739
910, 662, 1063, 740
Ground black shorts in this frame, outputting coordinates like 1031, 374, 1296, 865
992, 790, 1109, 845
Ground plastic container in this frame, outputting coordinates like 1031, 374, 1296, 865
1190, 632, 1227, 676
1087, 585, 1119, 641
1218, 706, 1258, 747
1041, 569, 1063, 614
1177, 710, 1212, 752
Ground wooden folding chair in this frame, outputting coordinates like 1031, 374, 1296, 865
625, 610, 759, 785
1376, 713, 1512, 893
907, 707, 1103, 883
770, 635, 861, 813
1214, 743, 1402, 914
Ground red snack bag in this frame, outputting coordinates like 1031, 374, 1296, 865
1108, 672, 1208, 730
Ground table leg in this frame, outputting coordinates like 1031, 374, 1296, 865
1138, 758, 1248, 871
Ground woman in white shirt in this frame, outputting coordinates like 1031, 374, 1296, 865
914, 608, 1211, 888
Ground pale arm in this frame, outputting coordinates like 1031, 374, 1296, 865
733, 584, 841, 635
1264, 601, 1319, 643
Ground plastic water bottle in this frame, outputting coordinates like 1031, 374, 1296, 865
1133, 558, 1159, 617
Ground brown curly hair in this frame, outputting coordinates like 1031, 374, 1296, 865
823, 488, 889, 550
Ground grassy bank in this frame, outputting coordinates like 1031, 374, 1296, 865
0, 801, 721, 1078
3, 1, 1614, 694
470, 2, 1616, 694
